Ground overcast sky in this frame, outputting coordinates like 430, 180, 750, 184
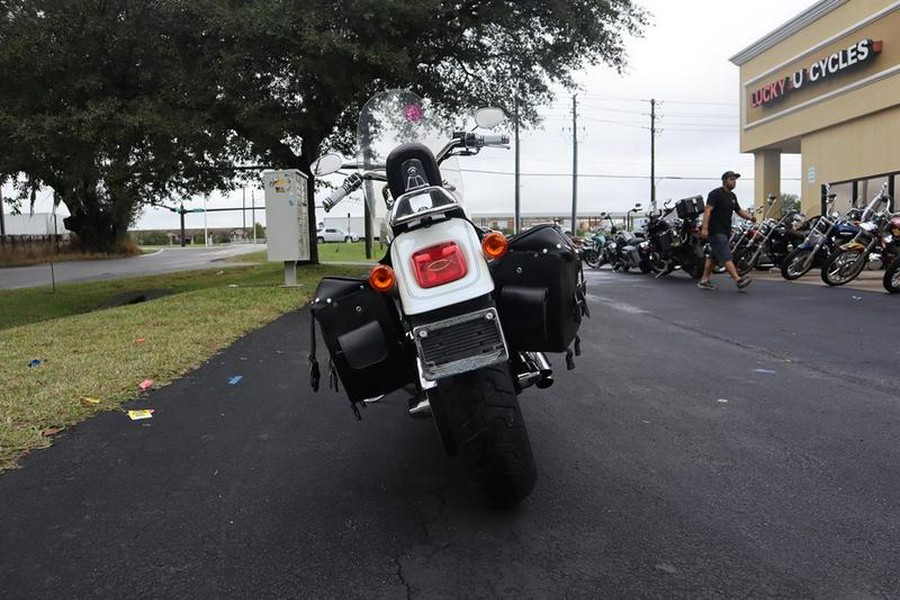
8, 0, 815, 231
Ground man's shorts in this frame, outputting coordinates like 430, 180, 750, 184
709, 233, 733, 265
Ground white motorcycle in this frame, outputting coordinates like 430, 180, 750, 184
306, 90, 588, 507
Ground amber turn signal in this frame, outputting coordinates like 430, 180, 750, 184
481, 231, 508, 260
368, 265, 396, 292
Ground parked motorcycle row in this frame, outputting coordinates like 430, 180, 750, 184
581, 183, 900, 293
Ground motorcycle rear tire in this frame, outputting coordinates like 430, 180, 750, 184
430, 364, 536, 508
583, 249, 601, 269
640, 261, 651, 274
884, 259, 900, 293
780, 247, 815, 280
821, 250, 865, 286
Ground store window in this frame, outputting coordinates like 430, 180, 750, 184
822, 173, 896, 216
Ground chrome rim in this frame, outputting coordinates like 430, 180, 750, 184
787, 250, 812, 277
892, 269, 900, 288
828, 252, 863, 283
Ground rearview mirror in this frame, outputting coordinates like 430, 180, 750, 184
311, 153, 343, 176
474, 107, 506, 129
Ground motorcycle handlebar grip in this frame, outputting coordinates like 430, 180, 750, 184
323, 173, 363, 212
482, 134, 509, 146
323, 187, 347, 212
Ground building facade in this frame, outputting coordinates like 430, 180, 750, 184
730, 0, 899, 215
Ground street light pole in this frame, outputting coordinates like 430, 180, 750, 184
514, 94, 521, 235
571, 94, 578, 237
650, 98, 657, 211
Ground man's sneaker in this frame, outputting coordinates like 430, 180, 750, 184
697, 280, 717, 290
736, 276, 752, 290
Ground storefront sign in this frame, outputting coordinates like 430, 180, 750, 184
750, 39, 882, 108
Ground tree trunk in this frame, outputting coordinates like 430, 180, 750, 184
60, 182, 138, 254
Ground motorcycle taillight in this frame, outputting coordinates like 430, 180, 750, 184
411, 242, 468, 288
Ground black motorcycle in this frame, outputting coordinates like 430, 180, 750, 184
754, 211, 807, 270
307, 90, 589, 507
611, 228, 651, 273
645, 196, 707, 279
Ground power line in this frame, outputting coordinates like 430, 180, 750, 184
576, 93, 738, 107
459, 168, 801, 181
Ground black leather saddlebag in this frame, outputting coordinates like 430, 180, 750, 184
490, 225, 588, 352
309, 277, 415, 403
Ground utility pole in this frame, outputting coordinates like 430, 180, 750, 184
514, 94, 521, 235
179, 203, 186, 247
571, 94, 578, 237
251, 189, 257, 244
242, 187, 247, 240
650, 98, 657, 211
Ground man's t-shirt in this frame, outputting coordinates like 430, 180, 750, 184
706, 187, 741, 235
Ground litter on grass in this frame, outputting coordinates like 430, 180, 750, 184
139, 379, 154, 391
127, 409, 154, 421
79, 397, 102, 406
42, 427, 63, 436
134, 338, 145, 344
27, 359, 42, 368
228, 376, 243, 385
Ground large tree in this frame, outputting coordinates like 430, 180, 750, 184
0, 0, 647, 255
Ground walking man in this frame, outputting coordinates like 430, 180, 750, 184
698, 171, 756, 290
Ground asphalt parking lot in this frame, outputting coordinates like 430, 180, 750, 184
1, 268, 899, 598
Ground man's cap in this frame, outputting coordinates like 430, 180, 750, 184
721, 171, 741, 181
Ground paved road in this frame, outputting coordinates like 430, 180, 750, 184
2, 269, 900, 597
0, 244, 266, 289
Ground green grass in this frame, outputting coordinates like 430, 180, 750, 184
0, 261, 366, 471
225, 242, 381, 266
316, 240, 384, 263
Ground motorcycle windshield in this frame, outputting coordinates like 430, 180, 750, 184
356, 90, 464, 218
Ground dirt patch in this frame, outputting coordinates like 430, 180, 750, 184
97, 289, 176, 309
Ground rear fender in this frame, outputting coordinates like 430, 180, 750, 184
391, 218, 494, 316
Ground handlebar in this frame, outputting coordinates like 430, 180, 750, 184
480, 133, 510, 146
323, 173, 363, 212
325, 130, 510, 211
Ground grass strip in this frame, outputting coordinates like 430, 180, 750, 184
225, 242, 383, 265
0, 262, 363, 471
0, 259, 363, 331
